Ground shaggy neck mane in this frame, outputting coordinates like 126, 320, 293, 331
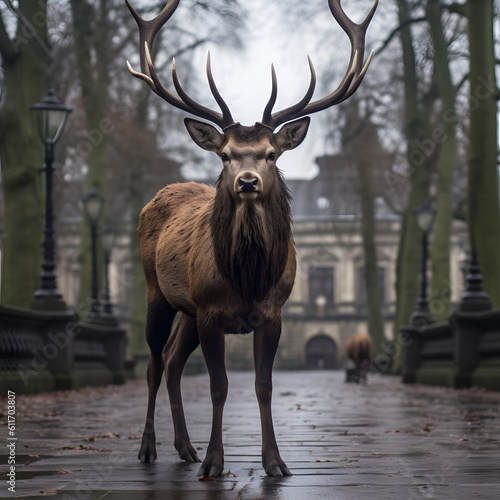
211, 170, 292, 301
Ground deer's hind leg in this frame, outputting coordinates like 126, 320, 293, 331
163, 313, 200, 462
139, 289, 177, 463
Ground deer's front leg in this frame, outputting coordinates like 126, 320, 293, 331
198, 320, 227, 477
254, 320, 292, 477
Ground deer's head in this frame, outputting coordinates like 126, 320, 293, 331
184, 118, 310, 201
125, 0, 378, 202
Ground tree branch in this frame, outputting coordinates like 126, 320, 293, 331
0, 11, 17, 63
455, 72, 469, 93
442, 2, 467, 17
375, 17, 427, 58
3, 0, 52, 62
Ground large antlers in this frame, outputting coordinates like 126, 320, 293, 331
261, 0, 379, 130
125, 0, 377, 131
124, 0, 235, 129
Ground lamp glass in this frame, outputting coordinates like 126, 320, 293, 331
101, 226, 115, 253
413, 199, 436, 233
83, 187, 104, 224
30, 89, 72, 145
416, 210, 435, 233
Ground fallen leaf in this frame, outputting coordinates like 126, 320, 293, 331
57, 445, 111, 452
316, 459, 336, 463
221, 471, 237, 477
83, 433, 119, 442
58, 469, 73, 474
421, 423, 433, 432
199, 475, 215, 482
455, 438, 470, 442
29, 454, 39, 458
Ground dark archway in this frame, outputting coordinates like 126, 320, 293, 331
305, 335, 338, 369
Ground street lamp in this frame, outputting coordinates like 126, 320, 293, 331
31, 89, 72, 309
83, 186, 104, 321
101, 225, 116, 320
459, 242, 492, 312
411, 198, 436, 326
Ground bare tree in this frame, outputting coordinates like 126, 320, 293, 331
0, 0, 49, 307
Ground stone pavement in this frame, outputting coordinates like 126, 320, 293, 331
1, 370, 500, 500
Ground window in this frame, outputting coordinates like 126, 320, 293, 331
308, 267, 334, 305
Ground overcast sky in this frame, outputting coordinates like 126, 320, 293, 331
178, 0, 393, 180
190, 0, 364, 179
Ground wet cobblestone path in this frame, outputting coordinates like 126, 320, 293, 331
1, 371, 500, 499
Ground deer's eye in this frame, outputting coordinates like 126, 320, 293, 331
267, 152, 276, 162
221, 153, 229, 162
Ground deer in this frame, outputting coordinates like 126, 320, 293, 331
345, 333, 374, 383
125, 0, 378, 477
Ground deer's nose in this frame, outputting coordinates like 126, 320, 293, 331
238, 177, 259, 192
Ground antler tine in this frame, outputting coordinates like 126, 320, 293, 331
206, 52, 235, 128
337, 48, 374, 103
262, 64, 278, 126
328, 0, 378, 78
171, 57, 227, 128
125, 0, 234, 129
124, 0, 180, 78
141, 43, 197, 115
266, 0, 378, 129
263, 57, 317, 129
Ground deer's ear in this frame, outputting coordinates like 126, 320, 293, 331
273, 117, 310, 155
184, 118, 225, 152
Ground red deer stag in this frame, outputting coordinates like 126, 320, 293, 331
345, 333, 373, 383
125, 0, 377, 477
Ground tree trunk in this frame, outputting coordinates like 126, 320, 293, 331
342, 101, 386, 357
392, 0, 433, 372
426, 0, 457, 320
0, 0, 48, 307
70, 0, 110, 311
466, 0, 500, 306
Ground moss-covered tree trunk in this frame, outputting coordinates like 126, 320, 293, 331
129, 160, 148, 356
426, 0, 457, 320
392, 0, 433, 372
70, 0, 110, 311
342, 102, 386, 357
0, 0, 48, 307
467, 0, 500, 306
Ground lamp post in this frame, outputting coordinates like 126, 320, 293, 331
459, 242, 492, 312
411, 198, 436, 326
101, 225, 116, 320
31, 89, 72, 310
83, 187, 104, 321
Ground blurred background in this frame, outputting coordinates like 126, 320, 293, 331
1, 0, 499, 386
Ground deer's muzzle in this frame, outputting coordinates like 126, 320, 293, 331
235, 172, 263, 200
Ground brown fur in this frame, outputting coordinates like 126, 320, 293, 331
126, 0, 378, 479
345, 333, 373, 383
137, 120, 309, 478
